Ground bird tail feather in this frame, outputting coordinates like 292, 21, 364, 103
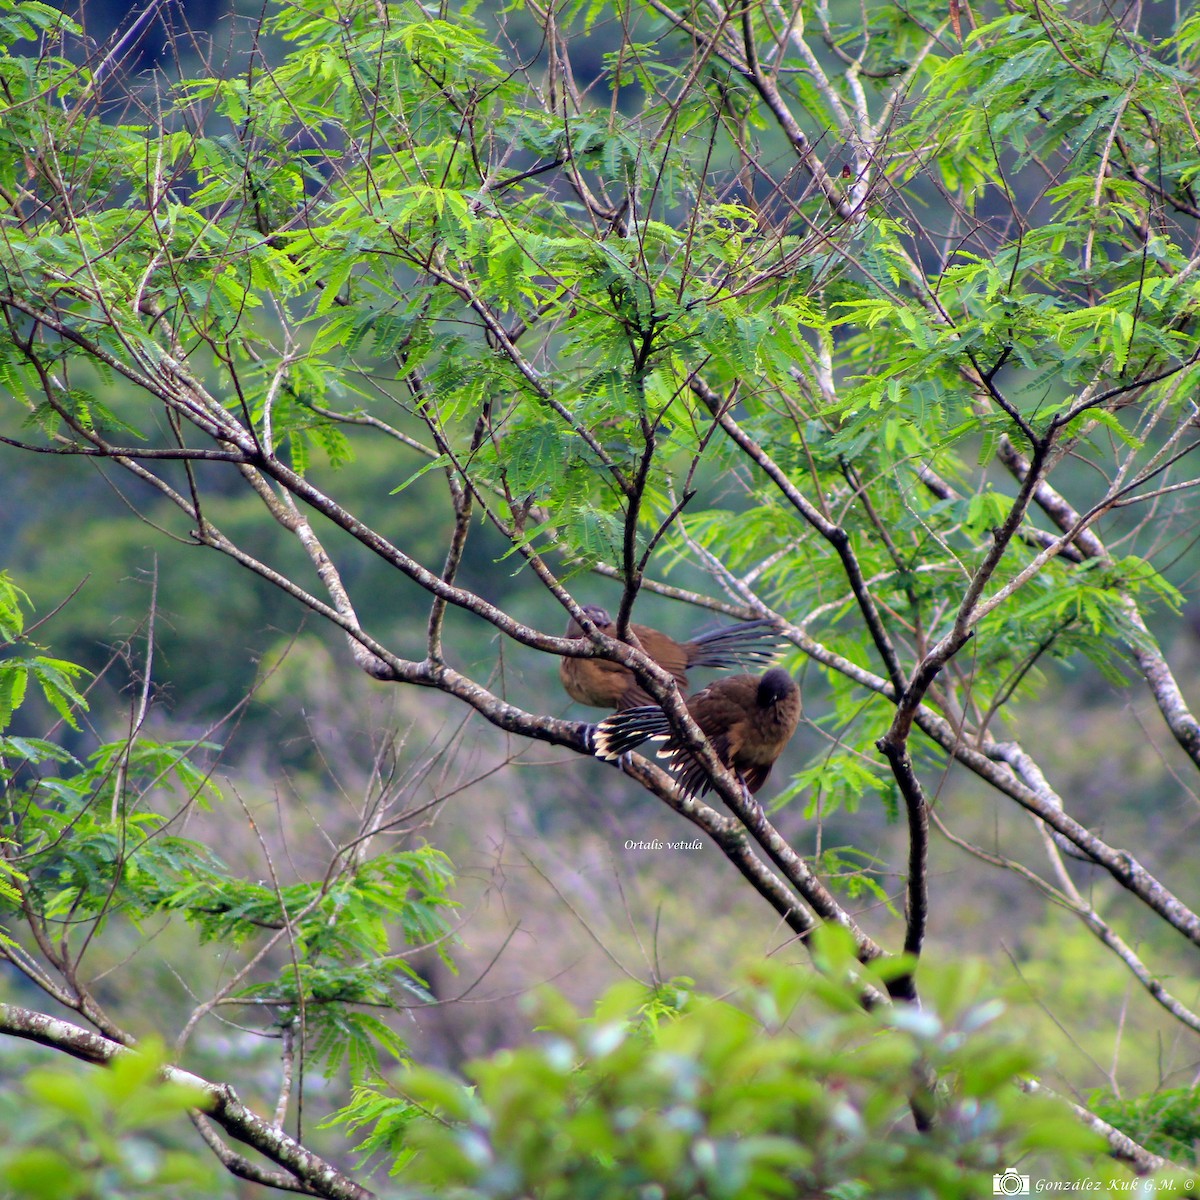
670, 756, 715, 800
596, 709, 734, 802
593, 706, 672, 760
687, 619, 788, 668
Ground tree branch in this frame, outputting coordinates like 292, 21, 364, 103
0, 1003, 373, 1200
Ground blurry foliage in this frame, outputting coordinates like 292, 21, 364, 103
0, 1041, 220, 1200
371, 935, 1130, 1198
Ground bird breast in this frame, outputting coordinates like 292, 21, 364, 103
740, 700, 800, 764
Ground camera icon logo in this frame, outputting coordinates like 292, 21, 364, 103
993, 1167, 1030, 1195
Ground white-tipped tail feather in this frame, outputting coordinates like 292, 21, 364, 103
592, 706, 672, 760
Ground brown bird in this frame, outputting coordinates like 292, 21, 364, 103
592, 667, 801, 799
559, 605, 786, 711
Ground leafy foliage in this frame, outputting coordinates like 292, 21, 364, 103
385, 934, 1119, 1199
0, 575, 458, 1104
1088, 1089, 1200, 1168
0, 572, 90, 733
0, 1042, 218, 1200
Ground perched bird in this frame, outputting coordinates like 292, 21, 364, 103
559, 605, 786, 711
593, 667, 801, 799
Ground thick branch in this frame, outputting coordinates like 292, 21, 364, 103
874, 739, 929, 974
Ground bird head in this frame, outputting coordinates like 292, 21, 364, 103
567, 604, 614, 637
580, 604, 613, 630
757, 667, 798, 708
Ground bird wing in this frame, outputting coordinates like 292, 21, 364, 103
559, 655, 636, 709
617, 683, 657, 710
632, 624, 690, 688
740, 762, 773, 795
652, 678, 752, 798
